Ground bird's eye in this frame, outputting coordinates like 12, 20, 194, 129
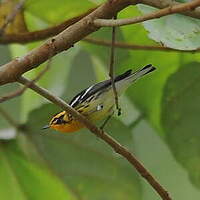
54, 118, 63, 124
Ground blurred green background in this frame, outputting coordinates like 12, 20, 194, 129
1, 0, 200, 199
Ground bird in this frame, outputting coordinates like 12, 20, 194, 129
42, 64, 156, 133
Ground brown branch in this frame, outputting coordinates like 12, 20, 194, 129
2, 0, 199, 86
0, 0, 136, 86
0, 8, 96, 44
141, 0, 200, 19
0, 0, 26, 35
0, 59, 52, 103
84, 37, 200, 52
17, 76, 172, 200
109, 15, 121, 116
0, 0, 200, 44
94, 0, 200, 27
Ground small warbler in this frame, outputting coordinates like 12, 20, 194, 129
43, 64, 155, 133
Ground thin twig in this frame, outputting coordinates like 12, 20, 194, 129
0, 59, 52, 103
0, 0, 26, 35
17, 77, 172, 200
142, 0, 200, 19
84, 37, 199, 52
0, 107, 19, 128
94, 0, 200, 27
109, 15, 121, 116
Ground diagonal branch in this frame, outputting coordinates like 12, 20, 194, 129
0, 0, 135, 86
94, 0, 200, 27
141, 0, 200, 19
17, 76, 172, 200
0, 58, 52, 103
0, 8, 96, 44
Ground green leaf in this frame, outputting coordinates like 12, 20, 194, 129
62, 49, 96, 101
9, 44, 79, 122
81, 27, 130, 72
25, 0, 95, 24
115, 7, 200, 133
0, 140, 76, 200
0, 45, 21, 131
161, 62, 200, 188
138, 5, 200, 50
134, 120, 200, 199
25, 103, 142, 200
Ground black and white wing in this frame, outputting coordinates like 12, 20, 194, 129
69, 69, 132, 108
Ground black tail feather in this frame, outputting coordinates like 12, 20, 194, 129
140, 64, 156, 75
114, 69, 132, 82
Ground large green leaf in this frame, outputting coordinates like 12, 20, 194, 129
115, 6, 200, 133
133, 120, 200, 199
161, 62, 200, 188
25, 103, 142, 200
0, 140, 76, 200
138, 5, 200, 50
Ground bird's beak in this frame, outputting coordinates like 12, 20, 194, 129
42, 125, 50, 130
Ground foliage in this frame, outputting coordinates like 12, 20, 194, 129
1, 0, 200, 199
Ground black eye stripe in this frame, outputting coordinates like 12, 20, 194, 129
52, 117, 58, 123
52, 115, 65, 124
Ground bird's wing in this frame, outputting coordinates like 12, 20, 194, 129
69, 69, 132, 108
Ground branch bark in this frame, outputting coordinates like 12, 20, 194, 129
94, 0, 200, 27
0, 58, 52, 103
141, 0, 200, 19
17, 76, 172, 200
0, 8, 96, 44
0, 0, 135, 86
0, 0, 199, 45
1, 0, 199, 86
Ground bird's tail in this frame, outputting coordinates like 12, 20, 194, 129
128, 64, 156, 82
115, 64, 156, 95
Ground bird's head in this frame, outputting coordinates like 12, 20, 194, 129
42, 111, 84, 133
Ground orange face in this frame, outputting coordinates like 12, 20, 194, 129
50, 119, 85, 133
48, 111, 85, 133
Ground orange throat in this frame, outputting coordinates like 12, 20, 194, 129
51, 120, 85, 133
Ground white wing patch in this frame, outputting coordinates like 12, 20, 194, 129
70, 85, 94, 107
80, 85, 93, 100
97, 104, 103, 111
70, 95, 81, 107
